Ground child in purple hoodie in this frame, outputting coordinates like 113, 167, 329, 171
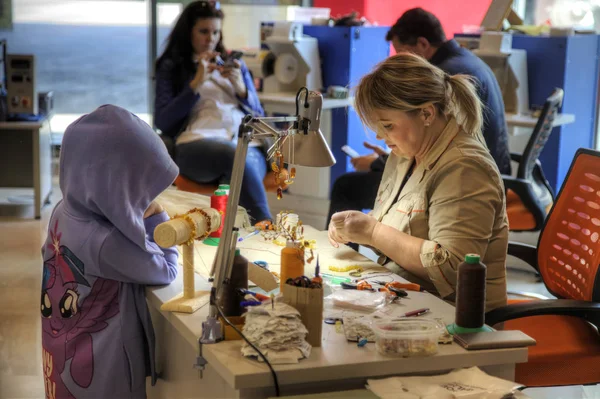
40, 105, 179, 399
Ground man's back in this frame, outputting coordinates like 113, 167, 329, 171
431, 39, 511, 175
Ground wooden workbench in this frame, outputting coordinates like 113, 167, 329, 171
147, 190, 528, 398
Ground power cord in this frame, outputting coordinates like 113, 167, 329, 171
294, 87, 309, 116
216, 304, 280, 397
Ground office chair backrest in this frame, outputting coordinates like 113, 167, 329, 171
518, 88, 564, 180
537, 149, 600, 302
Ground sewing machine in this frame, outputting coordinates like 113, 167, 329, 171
242, 22, 322, 93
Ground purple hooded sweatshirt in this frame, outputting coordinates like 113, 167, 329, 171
41, 105, 179, 399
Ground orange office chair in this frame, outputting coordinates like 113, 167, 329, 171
504, 88, 564, 231
486, 148, 600, 387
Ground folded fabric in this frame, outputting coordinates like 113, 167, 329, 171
242, 302, 311, 364
367, 367, 523, 399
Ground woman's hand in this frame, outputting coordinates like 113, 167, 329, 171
363, 141, 388, 156
350, 142, 389, 172
219, 60, 247, 98
190, 51, 219, 90
144, 201, 164, 218
351, 153, 379, 172
328, 211, 379, 248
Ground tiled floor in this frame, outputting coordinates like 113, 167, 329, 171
1, 180, 599, 399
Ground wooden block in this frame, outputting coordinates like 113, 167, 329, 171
219, 316, 245, 341
282, 285, 323, 347
248, 261, 278, 292
160, 290, 210, 313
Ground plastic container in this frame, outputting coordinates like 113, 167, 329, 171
373, 319, 441, 357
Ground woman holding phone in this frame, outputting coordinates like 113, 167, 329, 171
154, 0, 272, 225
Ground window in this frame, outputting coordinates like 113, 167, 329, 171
2, 0, 180, 142
523, 0, 600, 30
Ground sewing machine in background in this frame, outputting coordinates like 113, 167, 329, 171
473, 32, 529, 116
242, 22, 323, 94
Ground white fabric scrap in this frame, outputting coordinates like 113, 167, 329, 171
367, 367, 524, 399
343, 314, 377, 342
241, 302, 311, 364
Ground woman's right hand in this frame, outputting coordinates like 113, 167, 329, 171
189, 51, 219, 90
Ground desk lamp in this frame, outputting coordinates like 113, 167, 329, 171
201, 87, 335, 344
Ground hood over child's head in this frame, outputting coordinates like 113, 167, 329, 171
59, 104, 178, 250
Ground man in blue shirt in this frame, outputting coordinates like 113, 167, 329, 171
327, 8, 511, 229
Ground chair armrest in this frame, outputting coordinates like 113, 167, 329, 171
510, 153, 523, 163
503, 176, 547, 230
502, 175, 531, 193
507, 242, 538, 272
486, 299, 600, 330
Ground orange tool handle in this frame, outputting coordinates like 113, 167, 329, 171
386, 281, 421, 291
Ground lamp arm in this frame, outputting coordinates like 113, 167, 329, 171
210, 123, 251, 307
209, 115, 300, 319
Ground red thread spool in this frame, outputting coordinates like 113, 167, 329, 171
210, 189, 228, 238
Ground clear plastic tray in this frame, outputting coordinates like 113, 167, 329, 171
372, 319, 441, 357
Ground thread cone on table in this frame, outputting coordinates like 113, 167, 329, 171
447, 253, 493, 334
208, 189, 228, 241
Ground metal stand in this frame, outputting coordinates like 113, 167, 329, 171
200, 114, 300, 344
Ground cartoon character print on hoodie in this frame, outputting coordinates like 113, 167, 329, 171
41, 104, 179, 399
41, 221, 119, 399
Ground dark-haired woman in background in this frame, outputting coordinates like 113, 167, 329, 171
154, 1, 272, 224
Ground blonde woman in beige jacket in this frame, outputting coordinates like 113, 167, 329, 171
328, 53, 508, 312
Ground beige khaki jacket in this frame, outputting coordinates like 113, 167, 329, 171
371, 118, 508, 312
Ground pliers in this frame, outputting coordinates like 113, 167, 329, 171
342, 280, 407, 297
372, 280, 422, 292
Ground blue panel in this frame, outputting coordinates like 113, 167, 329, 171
558, 35, 600, 186
512, 36, 568, 108
303, 26, 352, 87
348, 27, 391, 88
330, 108, 350, 186
347, 27, 390, 173
304, 26, 390, 191
512, 35, 568, 191
512, 35, 600, 192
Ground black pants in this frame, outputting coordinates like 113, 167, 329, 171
326, 170, 384, 228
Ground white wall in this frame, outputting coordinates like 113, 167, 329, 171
221, 5, 289, 50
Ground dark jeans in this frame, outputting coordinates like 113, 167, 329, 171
176, 138, 271, 223
327, 170, 384, 251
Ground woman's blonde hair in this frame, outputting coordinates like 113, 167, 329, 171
354, 52, 483, 139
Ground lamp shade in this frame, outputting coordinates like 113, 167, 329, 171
283, 129, 336, 167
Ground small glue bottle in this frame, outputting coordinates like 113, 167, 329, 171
280, 240, 305, 290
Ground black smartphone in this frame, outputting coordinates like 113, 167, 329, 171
224, 51, 244, 67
